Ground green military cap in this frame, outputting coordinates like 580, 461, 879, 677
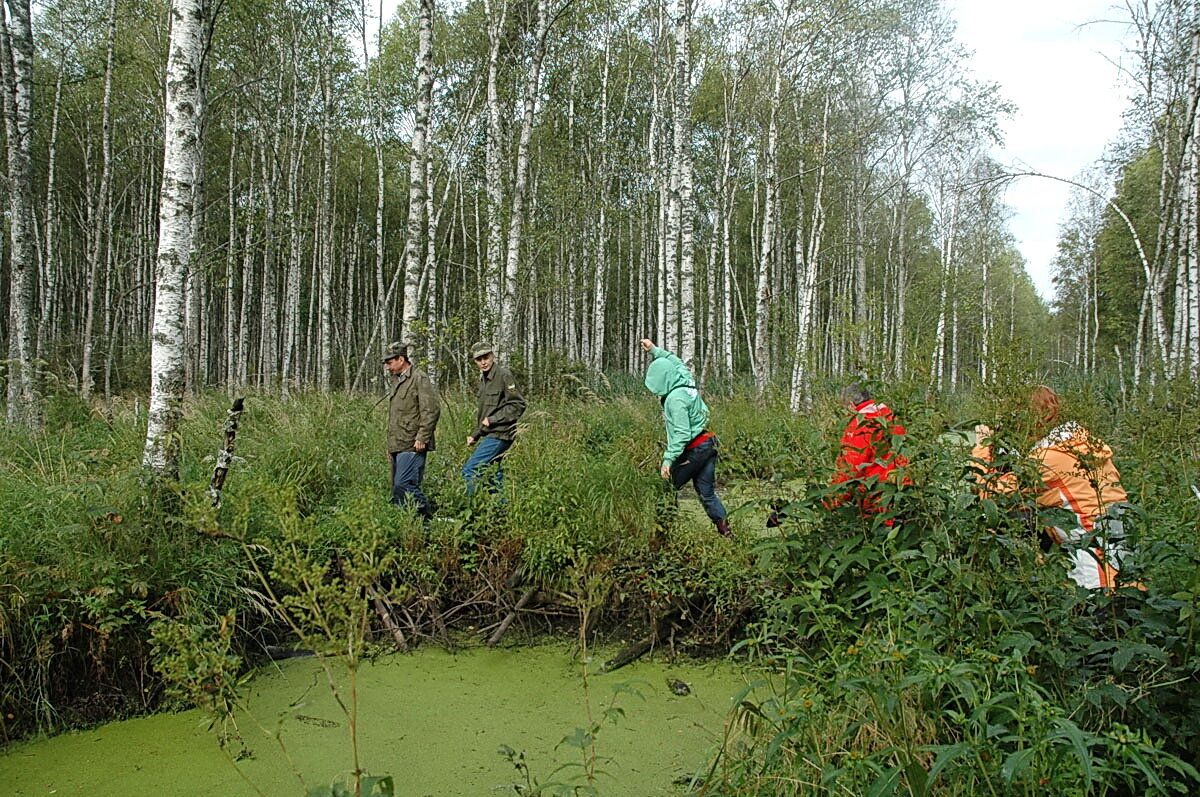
470, 341, 493, 359
382, 341, 408, 362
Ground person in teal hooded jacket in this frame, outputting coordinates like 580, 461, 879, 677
640, 338, 731, 537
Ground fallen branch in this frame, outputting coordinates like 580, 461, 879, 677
487, 586, 537, 647
603, 606, 682, 672
368, 584, 409, 653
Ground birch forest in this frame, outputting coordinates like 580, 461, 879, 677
10, 2, 1200, 788
1, 0, 1198, 430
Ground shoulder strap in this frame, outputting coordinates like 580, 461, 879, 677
661, 382, 697, 403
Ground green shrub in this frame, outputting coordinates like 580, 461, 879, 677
3, 378, 1199, 797
705, 392, 1200, 795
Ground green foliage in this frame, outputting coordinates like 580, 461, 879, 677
306, 776, 394, 797
4, 383, 1200, 797
0, 397, 246, 738
0, 389, 748, 741
703, 391, 1200, 795
149, 612, 242, 718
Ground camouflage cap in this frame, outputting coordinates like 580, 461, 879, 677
381, 341, 408, 362
470, 341, 493, 359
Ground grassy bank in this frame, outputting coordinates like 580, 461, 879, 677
2, 379, 1199, 793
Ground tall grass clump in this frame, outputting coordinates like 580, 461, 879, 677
0, 393, 246, 739
8, 373, 1198, 797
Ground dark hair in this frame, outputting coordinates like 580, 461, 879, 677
839, 382, 871, 408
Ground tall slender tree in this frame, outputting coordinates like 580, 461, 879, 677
1, 0, 39, 427
143, 0, 209, 476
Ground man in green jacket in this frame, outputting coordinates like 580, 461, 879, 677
384, 342, 441, 518
641, 338, 731, 537
462, 342, 526, 495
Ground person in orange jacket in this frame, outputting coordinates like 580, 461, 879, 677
972, 385, 1134, 591
827, 383, 909, 518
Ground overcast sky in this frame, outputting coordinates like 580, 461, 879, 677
369, 0, 1135, 302
946, 0, 1133, 300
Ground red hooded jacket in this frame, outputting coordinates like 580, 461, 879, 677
828, 399, 909, 515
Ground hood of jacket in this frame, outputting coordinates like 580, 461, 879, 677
1034, 421, 1115, 460
644, 355, 695, 397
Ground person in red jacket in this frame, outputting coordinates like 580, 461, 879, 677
827, 383, 909, 517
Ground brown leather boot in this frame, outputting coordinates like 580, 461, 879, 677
714, 518, 732, 538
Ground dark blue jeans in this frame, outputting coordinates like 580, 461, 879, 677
392, 451, 432, 517
462, 436, 512, 495
669, 438, 727, 522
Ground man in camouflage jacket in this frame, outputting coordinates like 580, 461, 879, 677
384, 342, 440, 518
462, 341, 526, 494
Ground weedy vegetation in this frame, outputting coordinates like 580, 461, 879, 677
1, 375, 1199, 795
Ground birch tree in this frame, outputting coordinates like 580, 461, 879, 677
401, 0, 434, 342
1, 0, 39, 427
144, 0, 209, 476
671, 0, 696, 364
499, 0, 550, 352
483, 0, 507, 334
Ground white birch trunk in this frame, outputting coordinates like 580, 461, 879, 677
1183, 23, 1200, 378
589, 32, 612, 373
674, 0, 696, 365
499, 0, 548, 353
41, 43, 66, 358
719, 93, 735, 376
1, 0, 39, 427
401, 0, 434, 344
651, 80, 668, 346
225, 110, 239, 386
981, 238, 991, 383
852, 169, 867, 363
789, 95, 828, 411
280, 62, 308, 397
236, 153, 254, 386
81, 0, 117, 400
893, 188, 909, 378
258, 127, 279, 388
144, 0, 207, 475
931, 179, 959, 390
484, 0, 507, 332
753, 66, 781, 394
317, 4, 336, 391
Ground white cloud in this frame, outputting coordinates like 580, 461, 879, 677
947, 0, 1131, 299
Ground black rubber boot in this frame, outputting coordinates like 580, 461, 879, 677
714, 518, 732, 538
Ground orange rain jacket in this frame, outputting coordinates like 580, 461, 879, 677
972, 421, 1130, 590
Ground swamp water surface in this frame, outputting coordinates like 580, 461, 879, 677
1, 644, 747, 796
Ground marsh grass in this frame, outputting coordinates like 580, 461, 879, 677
2, 380, 1199, 795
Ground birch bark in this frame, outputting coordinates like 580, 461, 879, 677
317, 1, 336, 390
789, 95, 828, 411
499, 0, 549, 353
1, 0, 39, 427
673, 0, 696, 365
144, 0, 208, 476
401, 0, 434, 341
484, 0, 507, 332
753, 65, 781, 394
41, 33, 66, 359
82, 0, 117, 400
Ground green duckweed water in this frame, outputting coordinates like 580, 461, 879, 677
1, 644, 748, 796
